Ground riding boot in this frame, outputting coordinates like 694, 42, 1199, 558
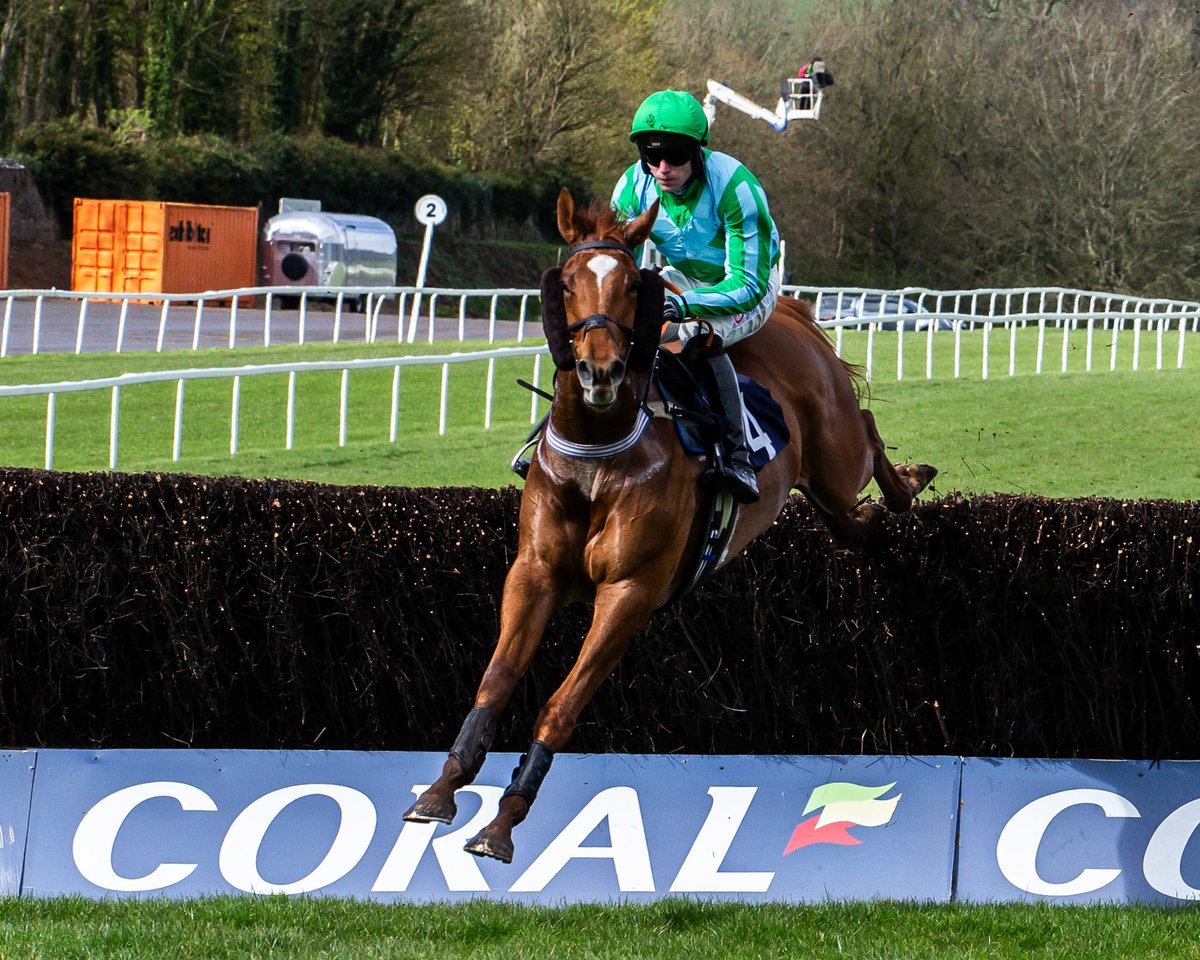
706, 352, 760, 504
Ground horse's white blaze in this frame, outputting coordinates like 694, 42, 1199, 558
587, 254, 620, 287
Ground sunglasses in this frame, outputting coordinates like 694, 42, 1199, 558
641, 144, 693, 167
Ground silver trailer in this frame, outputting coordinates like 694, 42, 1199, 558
261, 200, 398, 309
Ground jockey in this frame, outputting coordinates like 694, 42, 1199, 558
612, 89, 781, 504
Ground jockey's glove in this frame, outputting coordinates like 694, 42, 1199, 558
662, 293, 685, 322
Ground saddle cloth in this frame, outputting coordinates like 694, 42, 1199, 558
650, 348, 791, 471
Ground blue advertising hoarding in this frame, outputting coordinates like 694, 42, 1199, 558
22, 750, 960, 903
957, 757, 1200, 904
0, 751, 36, 895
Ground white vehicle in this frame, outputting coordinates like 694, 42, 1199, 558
261, 198, 397, 311
702, 77, 823, 132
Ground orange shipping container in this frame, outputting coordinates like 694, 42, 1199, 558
71, 198, 258, 296
0, 192, 9, 289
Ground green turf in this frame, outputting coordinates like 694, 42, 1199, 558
1, 896, 1198, 959
1, 327, 1196, 498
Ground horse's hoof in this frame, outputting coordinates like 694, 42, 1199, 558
899, 462, 938, 493
403, 793, 457, 825
464, 828, 514, 864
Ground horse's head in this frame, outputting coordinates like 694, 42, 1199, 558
541, 188, 664, 409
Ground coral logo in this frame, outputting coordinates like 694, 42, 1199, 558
784, 781, 902, 854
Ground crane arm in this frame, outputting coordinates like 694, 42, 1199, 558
702, 78, 822, 133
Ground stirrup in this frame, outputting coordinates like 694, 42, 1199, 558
508, 441, 537, 480
725, 459, 760, 504
701, 453, 760, 504
510, 436, 538, 479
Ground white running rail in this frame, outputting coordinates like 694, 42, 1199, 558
0, 345, 549, 471
2, 283, 1199, 471
0, 285, 538, 356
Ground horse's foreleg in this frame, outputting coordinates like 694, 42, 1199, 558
465, 579, 658, 862
402, 707, 498, 825
403, 558, 562, 826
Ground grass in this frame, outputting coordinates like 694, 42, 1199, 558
2, 897, 1200, 959
1, 326, 1197, 498
0, 339, 545, 488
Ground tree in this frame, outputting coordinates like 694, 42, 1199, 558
264, 0, 439, 144
437, 0, 664, 178
966, 0, 1200, 294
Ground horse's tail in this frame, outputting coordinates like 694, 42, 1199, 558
786, 297, 870, 402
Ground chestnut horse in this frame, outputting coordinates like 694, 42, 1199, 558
404, 188, 936, 862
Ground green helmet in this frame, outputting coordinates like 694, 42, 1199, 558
629, 90, 709, 145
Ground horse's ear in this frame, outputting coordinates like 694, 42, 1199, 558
630, 268, 664, 373
556, 187, 581, 246
540, 267, 576, 371
624, 198, 659, 250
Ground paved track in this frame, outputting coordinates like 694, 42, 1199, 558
1, 297, 531, 355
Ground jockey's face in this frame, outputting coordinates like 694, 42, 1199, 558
646, 154, 693, 193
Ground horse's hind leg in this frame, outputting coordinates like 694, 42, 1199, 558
798, 408, 936, 547
861, 409, 937, 512
404, 558, 562, 825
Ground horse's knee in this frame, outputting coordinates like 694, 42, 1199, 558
809, 495, 886, 548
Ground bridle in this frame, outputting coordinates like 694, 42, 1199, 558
561, 239, 641, 362
543, 238, 656, 461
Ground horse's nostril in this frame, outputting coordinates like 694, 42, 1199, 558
575, 359, 592, 382
609, 359, 626, 382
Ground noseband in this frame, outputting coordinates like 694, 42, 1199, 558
563, 240, 640, 354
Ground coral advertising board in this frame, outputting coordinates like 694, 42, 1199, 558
20, 752, 958, 903
6, 751, 1200, 905
958, 757, 1200, 904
